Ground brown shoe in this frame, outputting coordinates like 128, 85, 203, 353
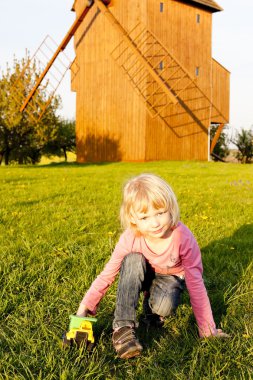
142, 292, 164, 328
112, 326, 143, 359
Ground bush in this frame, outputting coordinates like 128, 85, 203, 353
232, 128, 253, 163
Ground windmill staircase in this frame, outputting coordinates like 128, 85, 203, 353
95, 0, 228, 138
19, 0, 227, 148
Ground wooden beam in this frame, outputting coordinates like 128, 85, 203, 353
94, 0, 178, 105
210, 123, 224, 153
20, 0, 94, 112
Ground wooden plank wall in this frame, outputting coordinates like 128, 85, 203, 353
211, 58, 230, 123
73, 0, 148, 162
145, 0, 213, 160
71, 0, 228, 162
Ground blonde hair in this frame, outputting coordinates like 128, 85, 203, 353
120, 173, 180, 232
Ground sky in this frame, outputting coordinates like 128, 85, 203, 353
0, 0, 76, 119
1, 0, 253, 138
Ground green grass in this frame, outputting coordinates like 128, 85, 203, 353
0, 161, 252, 380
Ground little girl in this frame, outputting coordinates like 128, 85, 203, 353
77, 173, 228, 359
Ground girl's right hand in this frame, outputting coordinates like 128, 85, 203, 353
76, 303, 89, 317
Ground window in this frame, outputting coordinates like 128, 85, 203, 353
159, 61, 164, 70
196, 14, 200, 23
195, 67, 200, 76
160, 2, 164, 12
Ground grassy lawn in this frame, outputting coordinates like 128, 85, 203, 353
0, 161, 252, 379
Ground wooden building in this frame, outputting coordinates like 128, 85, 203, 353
71, 0, 230, 162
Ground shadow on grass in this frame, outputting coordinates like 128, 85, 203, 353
201, 223, 253, 323
14, 193, 63, 207
2, 161, 121, 169
37, 161, 120, 169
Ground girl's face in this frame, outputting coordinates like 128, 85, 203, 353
131, 206, 172, 240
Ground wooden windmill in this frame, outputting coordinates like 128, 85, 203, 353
20, 0, 230, 161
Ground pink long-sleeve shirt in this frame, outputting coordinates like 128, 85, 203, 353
81, 222, 217, 337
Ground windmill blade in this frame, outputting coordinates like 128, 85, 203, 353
20, 0, 94, 113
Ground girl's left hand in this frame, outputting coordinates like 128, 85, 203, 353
215, 328, 230, 338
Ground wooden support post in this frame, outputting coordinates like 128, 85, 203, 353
210, 123, 225, 154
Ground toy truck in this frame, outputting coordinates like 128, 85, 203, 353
63, 314, 97, 350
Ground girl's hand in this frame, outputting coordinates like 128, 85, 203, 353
76, 303, 89, 317
201, 329, 230, 339
215, 328, 230, 338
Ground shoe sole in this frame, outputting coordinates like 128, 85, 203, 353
119, 348, 142, 359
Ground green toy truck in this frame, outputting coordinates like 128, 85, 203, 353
63, 314, 97, 350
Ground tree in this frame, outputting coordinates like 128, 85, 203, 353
0, 55, 61, 165
43, 118, 76, 162
210, 124, 230, 161
232, 128, 253, 163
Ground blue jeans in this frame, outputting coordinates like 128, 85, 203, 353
113, 253, 185, 329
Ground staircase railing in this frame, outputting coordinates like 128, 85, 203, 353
95, 0, 228, 137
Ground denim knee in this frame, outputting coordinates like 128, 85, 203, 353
149, 275, 184, 317
120, 252, 146, 281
